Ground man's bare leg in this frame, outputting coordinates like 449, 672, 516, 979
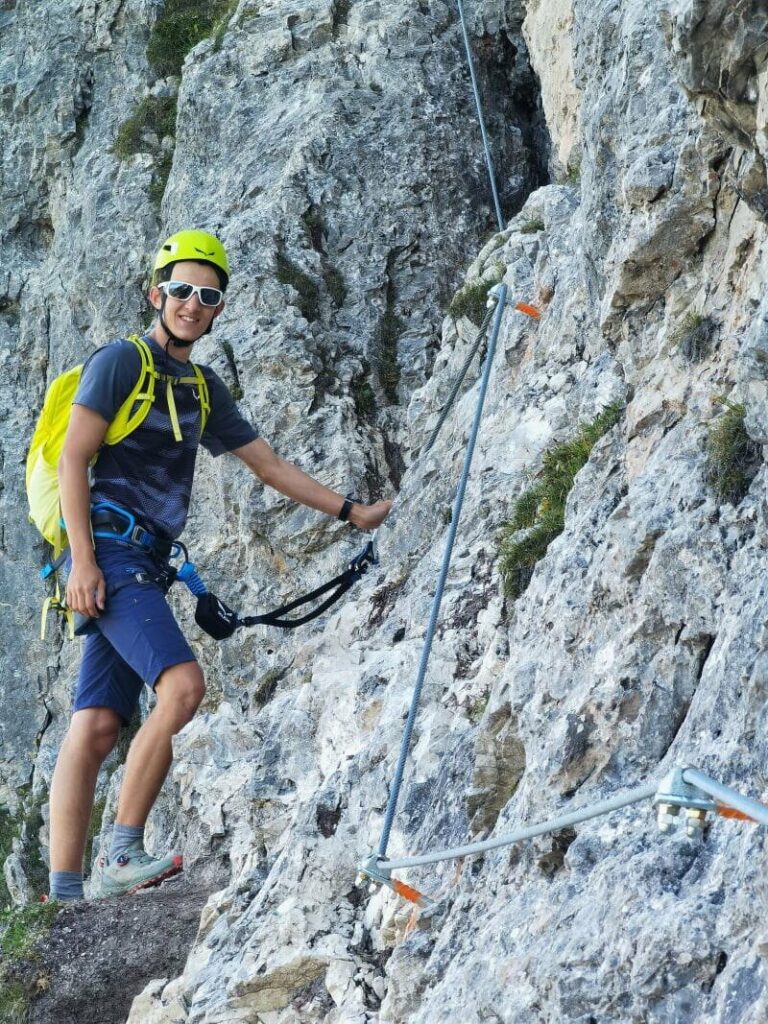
49, 707, 122, 873
114, 660, 205, 827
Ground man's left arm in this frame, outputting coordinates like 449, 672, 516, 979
232, 438, 392, 530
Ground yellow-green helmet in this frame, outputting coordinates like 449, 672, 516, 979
153, 229, 230, 288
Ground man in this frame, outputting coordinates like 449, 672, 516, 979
48, 229, 391, 901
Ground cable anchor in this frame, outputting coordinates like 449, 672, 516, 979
357, 854, 434, 907
654, 767, 716, 838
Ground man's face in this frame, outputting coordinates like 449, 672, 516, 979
150, 260, 225, 344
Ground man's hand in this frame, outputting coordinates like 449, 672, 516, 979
349, 499, 393, 531
66, 558, 106, 619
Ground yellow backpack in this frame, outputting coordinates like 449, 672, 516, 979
26, 334, 211, 636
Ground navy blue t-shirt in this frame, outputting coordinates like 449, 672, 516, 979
73, 336, 258, 539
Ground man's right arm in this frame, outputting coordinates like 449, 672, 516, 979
59, 406, 109, 619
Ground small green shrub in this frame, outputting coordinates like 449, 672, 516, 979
705, 399, 762, 505
324, 267, 347, 308
149, 149, 174, 209
352, 373, 376, 419
302, 206, 325, 252
378, 305, 403, 403
276, 252, 320, 322
449, 266, 504, 325
113, 95, 178, 158
0, 978, 27, 1024
148, 0, 236, 77
673, 311, 716, 363
499, 403, 623, 599
519, 218, 545, 234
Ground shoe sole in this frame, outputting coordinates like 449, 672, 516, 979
94, 854, 184, 898
125, 854, 184, 895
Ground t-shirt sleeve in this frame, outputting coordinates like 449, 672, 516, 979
200, 369, 259, 457
73, 340, 143, 421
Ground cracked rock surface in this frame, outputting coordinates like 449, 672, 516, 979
2, 0, 768, 1022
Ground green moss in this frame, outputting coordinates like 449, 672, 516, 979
0, 978, 28, 1023
149, 149, 174, 210
17, 797, 46, 899
276, 252, 320, 322
148, 0, 237, 78
302, 206, 325, 252
467, 693, 489, 723
221, 339, 243, 400
211, 0, 240, 51
0, 807, 18, 908
378, 306, 403, 403
519, 218, 545, 234
113, 95, 178, 158
449, 266, 504, 326
0, 902, 58, 961
499, 403, 623, 599
561, 159, 581, 186
324, 267, 347, 308
705, 399, 762, 505
352, 369, 376, 419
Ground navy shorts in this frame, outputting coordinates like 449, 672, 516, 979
73, 539, 197, 724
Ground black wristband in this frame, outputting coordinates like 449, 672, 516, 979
338, 493, 357, 522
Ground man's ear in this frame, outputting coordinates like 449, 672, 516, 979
212, 300, 225, 319
148, 285, 163, 310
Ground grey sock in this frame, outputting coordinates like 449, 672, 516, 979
49, 870, 83, 901
109, 823, 145, 862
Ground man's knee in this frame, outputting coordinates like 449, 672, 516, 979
155, 661, 205, 727
68, 707, 122, 761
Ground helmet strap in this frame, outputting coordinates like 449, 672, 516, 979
158, 293, 196, 349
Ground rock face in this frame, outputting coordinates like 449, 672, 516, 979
2, 0, 768, 1022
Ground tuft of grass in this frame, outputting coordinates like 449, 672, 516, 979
0, 902, 59, 961
0, 978, 28, 1024
519, 218, 545, 234
705, 399, 762, 505
149, 149, 174, 210
378, 306, 403, 403
211, 0, 241, 51
276, 252, 320, 323
113, 95, 178, 158
0, 807, 18, 908
499, 403, 623, 599
324, 267, 347, 308
563, 159, 581, 186
673, 311, 716, 363
148, 0, 237, 77
352, 369, 376, 419
449, 266, 504, 325
302, 206, 325, 252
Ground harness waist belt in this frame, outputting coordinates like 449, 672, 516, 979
91, 508, 174, 559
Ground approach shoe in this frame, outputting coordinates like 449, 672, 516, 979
90, 845, 183, 898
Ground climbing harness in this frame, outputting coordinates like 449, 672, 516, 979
39, 500, 379, 640
359, 767, 768, 906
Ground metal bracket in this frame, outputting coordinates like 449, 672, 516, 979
654, 767, 716, 837
357, 853, 434, 907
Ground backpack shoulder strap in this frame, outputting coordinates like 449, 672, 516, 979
188, 361, 211, 436
104, 335, 157, 444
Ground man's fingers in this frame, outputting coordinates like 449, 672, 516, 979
96, 575, 106, 611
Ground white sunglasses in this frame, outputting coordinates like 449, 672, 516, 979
158, 280, 224, 307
